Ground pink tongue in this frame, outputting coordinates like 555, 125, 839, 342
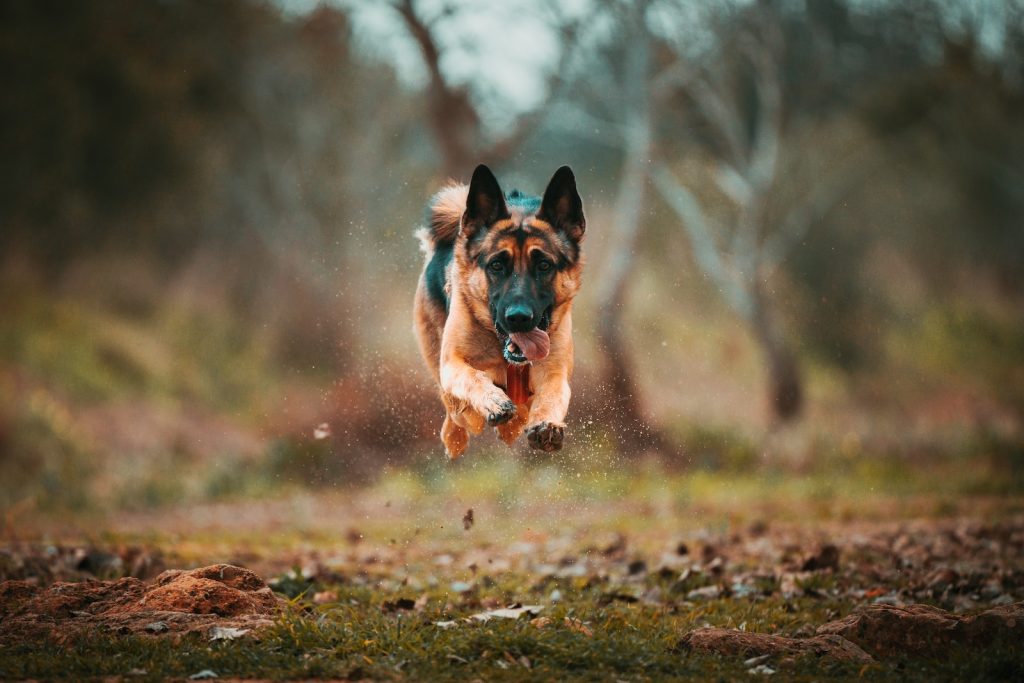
509, 329, 550, 361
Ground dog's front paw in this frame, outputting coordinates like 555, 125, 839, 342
526, 422, 564, 452
484, 395, 516, 427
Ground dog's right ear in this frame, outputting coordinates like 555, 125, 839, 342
462, 164, 509, 239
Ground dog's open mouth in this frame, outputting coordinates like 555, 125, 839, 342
504, 330, 550, 363
500, 307, 552, 364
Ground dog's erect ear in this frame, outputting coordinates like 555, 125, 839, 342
539, 166, 585, 242
462, 164, 509, 239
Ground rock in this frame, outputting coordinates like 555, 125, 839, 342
0, 564, 281, 645
677, 627, 874, 663
817, 601, 1024, 658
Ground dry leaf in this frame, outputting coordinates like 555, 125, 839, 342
434, 604, 543, 628
564, 616, 593, 637
530, 616, 553, 629
471, 604, 543, 622
209, 626, 249, 641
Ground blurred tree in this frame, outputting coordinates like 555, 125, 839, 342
590, 0, 665, 449
390, 0, 582, 178
648, 0, 903, 421
535, 0, 669, 449
650, 4, 810, 422
0, 0, 423, 372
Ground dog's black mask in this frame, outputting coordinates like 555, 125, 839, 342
461, 165, 584, 343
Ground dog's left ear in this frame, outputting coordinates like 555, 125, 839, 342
463, 164, 510, 240
539, 166, 585, 242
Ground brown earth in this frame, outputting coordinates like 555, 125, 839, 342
817, 601, 1024, 658
0, 563, 281, 644
677, 628, 874, 663
677, 600, 1024, 664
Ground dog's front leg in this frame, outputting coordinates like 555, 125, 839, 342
440, 358, 517, 429
524, 366, 571, 452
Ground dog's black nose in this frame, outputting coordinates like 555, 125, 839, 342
504, 304, 535, 332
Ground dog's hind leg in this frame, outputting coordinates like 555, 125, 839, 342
495, 405, 530, 446
442, 391, 486, 434
441, 413, 469, 460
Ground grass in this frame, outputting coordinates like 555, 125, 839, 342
4, 455, 1023, 681
3, 594, 1022, 681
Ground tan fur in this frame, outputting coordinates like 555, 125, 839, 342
414, 180, 584, 459
421, 183, 469, 253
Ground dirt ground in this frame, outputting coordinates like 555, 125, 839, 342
2, 468, 1023, 681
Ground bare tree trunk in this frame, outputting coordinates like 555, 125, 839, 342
750, 282, 802, 422
595, 3, 663, 451
393, 0, 477, 177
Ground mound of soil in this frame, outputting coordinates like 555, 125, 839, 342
677, 628, 874, 663
0, 564, 282, 644
677, 601, 1024, 665
817, 601, 1024, 658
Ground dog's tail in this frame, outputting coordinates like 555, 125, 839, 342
416, 182, 468, 255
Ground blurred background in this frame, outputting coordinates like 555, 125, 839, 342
1, 0, 1022, 516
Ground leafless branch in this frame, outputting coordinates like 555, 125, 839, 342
650, 162, 753, 319
760, 145, 885, 273
391, 0, 586, 171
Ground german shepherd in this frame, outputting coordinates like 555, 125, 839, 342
413, 164, 585, 458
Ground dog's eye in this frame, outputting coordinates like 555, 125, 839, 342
488, 259, 504, 273
536, 259, 553, 272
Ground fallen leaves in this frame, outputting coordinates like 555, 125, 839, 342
209, 626, 249, 641
564, 616, 593, 637
435, 603, 543, 628
3, 507, 1023, 681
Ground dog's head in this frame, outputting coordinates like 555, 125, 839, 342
458, 164, 585, 362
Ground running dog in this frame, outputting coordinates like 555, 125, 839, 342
413, 164, 585, 458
